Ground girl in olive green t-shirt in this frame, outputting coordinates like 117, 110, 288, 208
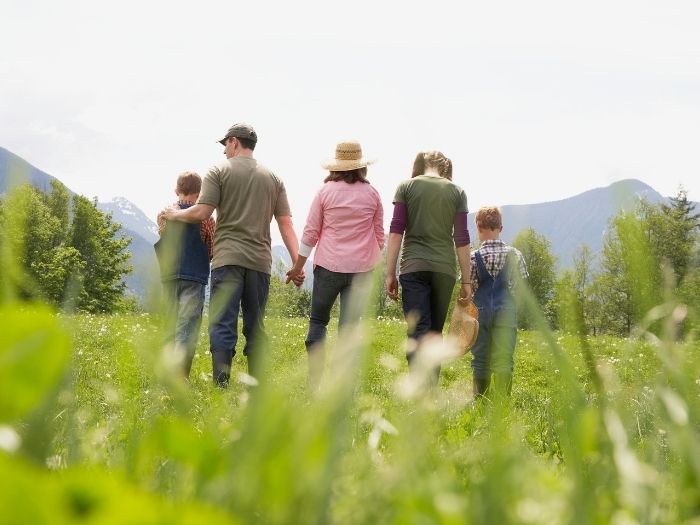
385, 151, 472, 385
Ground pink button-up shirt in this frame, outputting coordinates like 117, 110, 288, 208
300, 181, 385, 273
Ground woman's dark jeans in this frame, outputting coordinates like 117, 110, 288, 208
305, 265, 369, 350
399, 271, 456, 382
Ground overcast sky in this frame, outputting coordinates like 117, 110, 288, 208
2, 0, 699, 242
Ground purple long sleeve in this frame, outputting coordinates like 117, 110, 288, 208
453, 211, 470, 247
390, 202, 407, 234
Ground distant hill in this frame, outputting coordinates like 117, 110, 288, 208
0, 146, 56, 193
0, 147, 158, 298
484, 179, 670, 268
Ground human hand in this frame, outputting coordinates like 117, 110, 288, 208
458, 283, 472, 305
386, 274, 399, 301
286, 265, 305, 287
292, 269, 305, 288
160, 204, 179, 221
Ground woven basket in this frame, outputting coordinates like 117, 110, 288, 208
448, 301, 480, 355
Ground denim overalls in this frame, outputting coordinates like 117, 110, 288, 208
471, 251, 517, 383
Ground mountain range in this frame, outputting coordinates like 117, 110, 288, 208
0, 146, 158, 297
489, 178, 669, 267
1, 146, 692, 300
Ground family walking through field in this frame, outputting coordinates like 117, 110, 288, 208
156, 122, 528, 399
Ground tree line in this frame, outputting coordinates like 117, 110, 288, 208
517, 189, 700, 336
0, 180, 132, 312
3, 179, 698, 331
270, 188, 700, 335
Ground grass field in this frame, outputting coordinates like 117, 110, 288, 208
4, 304, 700, 524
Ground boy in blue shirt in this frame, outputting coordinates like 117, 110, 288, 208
155, 172, 215, 378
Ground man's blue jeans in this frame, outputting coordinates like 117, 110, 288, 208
163, 279, 206, 378
209, 265, 270, 385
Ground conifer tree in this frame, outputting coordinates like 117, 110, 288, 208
70, 195, 132, 312
512, 227, 557, 327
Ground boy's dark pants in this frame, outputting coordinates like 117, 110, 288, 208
209, 265, 270, 385
305, 266, 370, 387
163, 279, 206, 378
399, 271, 455, 385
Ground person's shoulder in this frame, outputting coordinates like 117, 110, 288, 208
507, 245, 525, 258
316, 181, 334, 195
393, 178, 412, 201
395, 178, 412, 190
253, 161, 282, 182
356, 181, 382, 203
367, 182, 381, 197
446, 179, 466, 193
206, 161, 227, 177
252, 159, 271, 173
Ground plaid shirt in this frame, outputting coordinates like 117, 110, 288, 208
469, 239, 528, 292
157, 200, 216, 261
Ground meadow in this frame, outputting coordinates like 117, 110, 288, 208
3, 298, 700, 524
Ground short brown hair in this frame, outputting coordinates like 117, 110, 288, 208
475, 206, 502, 230
176, 171, 202, 196
237, 137, 256, 151
324, 167, 368, 184
411, 151, 452, 180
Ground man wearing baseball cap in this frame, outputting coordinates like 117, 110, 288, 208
162, 122, 303, 385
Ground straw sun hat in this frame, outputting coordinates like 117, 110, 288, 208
321, 141, 375, 171
448, 301, 480, 355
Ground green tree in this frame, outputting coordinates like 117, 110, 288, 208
592, 193, 699, 335
512, 227, 557, 327
572, 244, 597, 334
70, 195, 132, 312
658, 189, 699, 281
596, 210, 659, 335
553, 270, 578, 332
0, 182, 132, 312
0, 184, 63, 301
45, 178, 71, 239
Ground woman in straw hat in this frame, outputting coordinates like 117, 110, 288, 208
385, 151, 472, 385
286, 141, 384, 387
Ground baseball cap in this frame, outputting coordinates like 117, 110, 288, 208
217, 123, 258, 146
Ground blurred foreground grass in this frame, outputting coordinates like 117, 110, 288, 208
3, 308, 700, 524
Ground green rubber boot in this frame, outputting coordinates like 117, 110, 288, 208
473, 376, 491, 399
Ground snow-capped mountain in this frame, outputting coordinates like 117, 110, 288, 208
98, 196, 159, 244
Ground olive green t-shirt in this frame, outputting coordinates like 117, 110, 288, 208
198, 157, 291, 274
393, 174, 468, 277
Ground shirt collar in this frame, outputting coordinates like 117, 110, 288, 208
480, 239, 506, 248
177, 199, 196, 206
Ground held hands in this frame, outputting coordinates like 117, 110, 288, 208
386, 274, 399, 301
285, 265, 305, 288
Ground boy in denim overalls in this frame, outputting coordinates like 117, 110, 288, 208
155, 172, 215, 378
469, 207, 528, 398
